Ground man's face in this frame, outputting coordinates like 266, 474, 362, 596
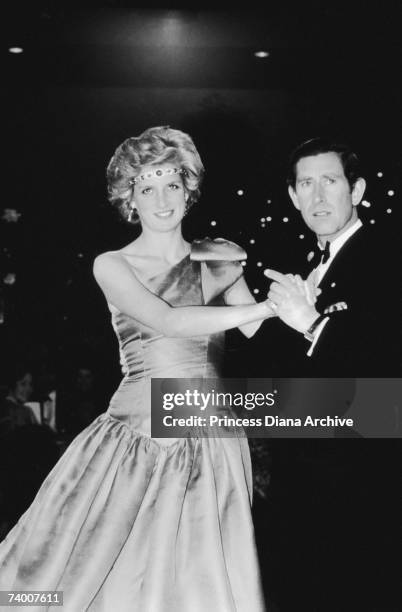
289, 152, 365, 243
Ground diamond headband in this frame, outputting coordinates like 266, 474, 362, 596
129, 167, 184, 186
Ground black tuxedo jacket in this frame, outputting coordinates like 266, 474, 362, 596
249, 223, 401, 377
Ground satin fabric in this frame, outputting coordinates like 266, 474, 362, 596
0, 240, 266, 612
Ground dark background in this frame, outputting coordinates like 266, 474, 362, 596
1, 2, 401, 610
2, 1, 401, 371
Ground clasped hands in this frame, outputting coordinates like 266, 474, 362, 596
263, 269, 321, 334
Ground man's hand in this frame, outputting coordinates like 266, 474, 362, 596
264, 269, 320, 334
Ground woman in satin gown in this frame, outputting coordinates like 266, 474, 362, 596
0, 126, 273, 611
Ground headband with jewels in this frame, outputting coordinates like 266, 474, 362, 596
129, 167, 184, 185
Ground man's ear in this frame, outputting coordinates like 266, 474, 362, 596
351, 177, 366, 207
288, 185, 300, 210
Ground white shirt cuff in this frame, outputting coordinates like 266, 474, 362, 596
306, 317, 330, 356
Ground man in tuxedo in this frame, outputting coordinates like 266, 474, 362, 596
264, 137, 400, 377
249, 139, 401, 609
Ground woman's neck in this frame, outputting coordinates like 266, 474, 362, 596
130, 228, 190, 264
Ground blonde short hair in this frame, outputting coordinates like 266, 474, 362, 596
106, 126, 204, 223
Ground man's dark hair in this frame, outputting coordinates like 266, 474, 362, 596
287, 137, 362, 191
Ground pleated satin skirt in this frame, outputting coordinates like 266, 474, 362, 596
0, 413, 266, 611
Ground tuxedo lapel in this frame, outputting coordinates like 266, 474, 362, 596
314, 227, 366, 312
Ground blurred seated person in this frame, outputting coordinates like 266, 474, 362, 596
29, 360, 58, 432
0, 364, 59, 539
0, 365, 37, 437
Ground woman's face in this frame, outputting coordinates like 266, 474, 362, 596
13, 372, 33, 404
133, 163, 188, 232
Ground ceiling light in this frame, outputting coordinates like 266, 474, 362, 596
254, 51, 269, 58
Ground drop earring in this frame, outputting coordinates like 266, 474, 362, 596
184, 194, 190, 216
128, 202, 136, 222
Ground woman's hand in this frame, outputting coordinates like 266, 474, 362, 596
262, 298, 279, 317
264, 269, 320, 334
284, 272, 321, 305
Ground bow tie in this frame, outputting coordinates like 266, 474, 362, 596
307, 241, 331, 268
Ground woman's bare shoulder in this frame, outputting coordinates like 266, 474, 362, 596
93, 250, 130, 281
